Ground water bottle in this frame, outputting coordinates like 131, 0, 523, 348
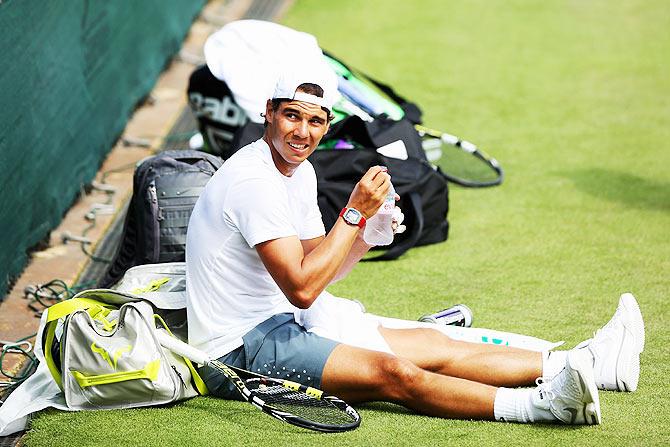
364, 175, 395, 246
418, 304, 474, 327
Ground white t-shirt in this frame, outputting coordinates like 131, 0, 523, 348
186, 138, 326, 359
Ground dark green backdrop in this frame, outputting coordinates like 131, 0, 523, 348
0, 0, 206, 299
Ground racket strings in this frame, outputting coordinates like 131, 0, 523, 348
251, 383, 358, 425
423, 136, 502, 185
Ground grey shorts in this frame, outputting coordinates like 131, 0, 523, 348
199, 313, 340, 400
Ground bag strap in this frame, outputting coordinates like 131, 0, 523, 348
364, 192, 423, 261
45, 297, 113, 323
153, 315, 209, 396
42, 297, 117, 390
42, 320, 64, 390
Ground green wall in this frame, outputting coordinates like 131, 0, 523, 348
0, 0, 206, 298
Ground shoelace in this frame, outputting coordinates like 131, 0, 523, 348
578, 305, 623, 349
597, 307, 624, 337
535, 376, 556, 401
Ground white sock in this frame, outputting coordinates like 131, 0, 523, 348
494, 387, 530, 423
542, 350, 568, 378
494, 387, 557, 423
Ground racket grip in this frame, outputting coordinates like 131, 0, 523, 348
155, 330, 211, 365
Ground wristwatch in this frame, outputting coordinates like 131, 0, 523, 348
339, 207, 366, 228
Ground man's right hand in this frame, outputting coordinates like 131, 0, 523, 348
346, 166, 391, 219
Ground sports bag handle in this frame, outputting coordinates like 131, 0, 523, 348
45, 297, 113, 323
364, 191, 423, 262
42, 297, 117, 390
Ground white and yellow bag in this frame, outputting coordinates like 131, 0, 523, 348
40, 263, 207, 410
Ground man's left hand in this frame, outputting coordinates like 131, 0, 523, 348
392, 206, 406, 235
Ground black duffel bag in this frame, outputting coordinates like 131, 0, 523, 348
312, 150, 449, 261
311, 119, 449, 261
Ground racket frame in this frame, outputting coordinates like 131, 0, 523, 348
415, 124, 504, 188
155, 330, 361, 432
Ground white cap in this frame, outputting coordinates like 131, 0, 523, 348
272, 61, 339, 112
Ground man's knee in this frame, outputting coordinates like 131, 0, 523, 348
375, 355, 426, 401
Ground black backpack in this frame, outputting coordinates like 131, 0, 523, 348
231, 116, 449, 261
100, 150, 223, 287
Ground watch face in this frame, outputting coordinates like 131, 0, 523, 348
344, 208, 362, 224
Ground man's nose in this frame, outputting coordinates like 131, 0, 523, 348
293, 120, 309, 138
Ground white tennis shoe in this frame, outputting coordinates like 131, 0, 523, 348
532, 349, 601, 425
576, 293, 645, 392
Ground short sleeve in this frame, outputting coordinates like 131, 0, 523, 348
223, 176, 297, 247
300, 169, 326, 240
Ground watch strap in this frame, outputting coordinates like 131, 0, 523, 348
339, 207, 366, 229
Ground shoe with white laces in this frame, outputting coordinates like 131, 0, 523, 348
576, 293, 645, 392
532, 350, 601, 425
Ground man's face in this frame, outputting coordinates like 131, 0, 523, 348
264, 99, 330, 176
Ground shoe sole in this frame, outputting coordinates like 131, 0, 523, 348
568, 351, 602, 425
616, 293, 644, 392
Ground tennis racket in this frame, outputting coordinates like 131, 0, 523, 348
332, 76, 504, 188
415, 124, 504, 188
155, 330, 361, 433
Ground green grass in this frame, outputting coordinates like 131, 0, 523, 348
24, 0, 670, 445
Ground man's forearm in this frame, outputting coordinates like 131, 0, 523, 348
285, 219, 363, 306
331, 232, 372, 283
258, 218, 361, 309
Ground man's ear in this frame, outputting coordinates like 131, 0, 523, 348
265, 99, 274, 121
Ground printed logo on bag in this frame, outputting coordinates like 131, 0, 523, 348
188, 93, 248, 126
91, 342, 132, 370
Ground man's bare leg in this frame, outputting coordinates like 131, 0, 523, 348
379, 327, 542, 387
320, 342, 601, 424
321, 344, 497, 420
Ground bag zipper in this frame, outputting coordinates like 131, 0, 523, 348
148, 183, 160, 262
172, 365, 186, 390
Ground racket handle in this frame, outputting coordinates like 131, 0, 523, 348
155, 330, 211, 365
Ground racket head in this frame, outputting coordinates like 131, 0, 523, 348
417, 126, 504, 188
212, 361, 361, 433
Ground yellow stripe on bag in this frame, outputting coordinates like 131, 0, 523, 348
46, 297, 113, 323
153, 314, 209, 396
71, 359, 161, 388
131, 278, 170, 295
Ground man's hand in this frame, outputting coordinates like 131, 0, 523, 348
392, 206, 406, 235
346, 166, 391, 219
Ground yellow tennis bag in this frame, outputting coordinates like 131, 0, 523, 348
39, 263, 207, 410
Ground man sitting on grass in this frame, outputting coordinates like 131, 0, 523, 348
185, 62, 644, 425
